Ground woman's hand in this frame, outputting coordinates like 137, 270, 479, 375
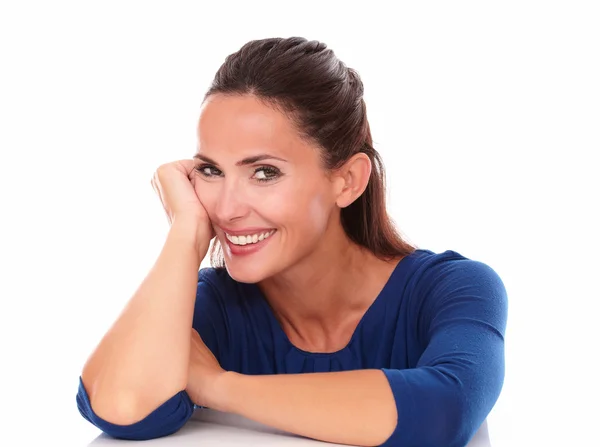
185, 328, 227, 410
151, 159, 215, 248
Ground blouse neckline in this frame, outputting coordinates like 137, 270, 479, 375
250, 249, 424, 357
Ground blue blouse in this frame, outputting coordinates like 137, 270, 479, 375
77, 248, 508, 446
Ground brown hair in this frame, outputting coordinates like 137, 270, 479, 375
201, 37, 417, 267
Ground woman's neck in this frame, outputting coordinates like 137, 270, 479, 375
257, 229, 402, 351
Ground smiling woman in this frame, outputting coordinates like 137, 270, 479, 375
188, 88, 409, 285
76, 37, 507, 447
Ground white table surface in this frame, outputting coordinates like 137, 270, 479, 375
86, 408, 492, 446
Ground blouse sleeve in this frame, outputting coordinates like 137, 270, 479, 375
380, 258, 508, 447
76, 270, 226, 440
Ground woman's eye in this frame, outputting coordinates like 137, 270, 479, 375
253, 166, 281, 182
196, 165, 222, 177
195, 164, 281, 182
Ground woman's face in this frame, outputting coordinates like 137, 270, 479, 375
193, 94, 340, 283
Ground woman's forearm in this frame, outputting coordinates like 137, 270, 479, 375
216, 369, 398, 447
81, 217, 207, 425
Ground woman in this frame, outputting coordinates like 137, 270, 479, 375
77, 37, 507, 447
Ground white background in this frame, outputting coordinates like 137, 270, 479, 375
1, 1, 598, 445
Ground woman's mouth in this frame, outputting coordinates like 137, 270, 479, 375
223, 229, 277, 256
225, 229, 276, 245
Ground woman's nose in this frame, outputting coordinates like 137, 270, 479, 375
214, 180, 250, 223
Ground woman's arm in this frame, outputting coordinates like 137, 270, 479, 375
80, 216, 208, 425
209, 259, 507, 447
216, 369, 397, 447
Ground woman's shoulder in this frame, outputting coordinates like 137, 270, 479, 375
198, 266, 232, 288
193, 267, 257, 339
404, 248, 508, 319
409, 248, 506, 288
196, 266, 255, 308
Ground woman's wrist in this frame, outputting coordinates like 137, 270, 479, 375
169, 215, 211, 258
210, 371, 241, 413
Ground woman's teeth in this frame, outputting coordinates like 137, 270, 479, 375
225, 230, 276, 246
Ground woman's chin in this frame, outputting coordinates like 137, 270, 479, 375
220, 232, 280, 283
224, 263, 268, 284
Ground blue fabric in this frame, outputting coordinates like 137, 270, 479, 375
77, 248, 507, 446
76, 377, 195, 440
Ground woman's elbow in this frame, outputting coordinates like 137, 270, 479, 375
77, 393, 153, 440
92, 393, 149, 426
425, 394, 487, 447
76, 378, 194, 440
80, 375, 154, 426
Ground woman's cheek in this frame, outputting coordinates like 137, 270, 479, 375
249, 184, 295, 218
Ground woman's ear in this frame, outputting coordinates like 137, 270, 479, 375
333, 153, 372, 208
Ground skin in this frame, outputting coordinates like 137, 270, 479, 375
185, 94, 402, 446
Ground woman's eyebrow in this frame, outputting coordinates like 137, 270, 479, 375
193, 154, 218, 165
193, 153, 288, 166
237, 154, 289, 165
